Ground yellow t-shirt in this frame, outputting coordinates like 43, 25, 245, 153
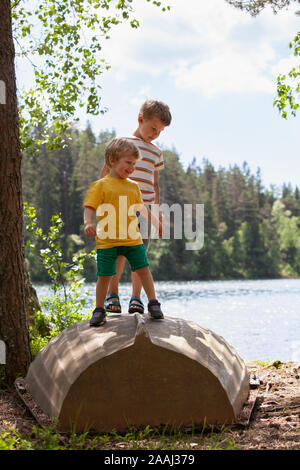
83, 175, 144, 249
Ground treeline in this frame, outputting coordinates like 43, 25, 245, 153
22, 125, 300, 282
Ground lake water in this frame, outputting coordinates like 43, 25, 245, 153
35, 278, 300, 363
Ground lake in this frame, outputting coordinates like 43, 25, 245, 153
35, 278, 300, 363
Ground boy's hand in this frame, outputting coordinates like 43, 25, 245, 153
140, 205, 166, 238
84, 223, 97, 238
158, 212, 166, 238
152, 210, 165, 238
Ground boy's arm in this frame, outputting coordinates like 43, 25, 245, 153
100, 164, 110, 179
154, 170, 160, 205
153, 169, 164, 226
84, 206, 97, 237
136, 203, 164, 238
134, 185, 164, 237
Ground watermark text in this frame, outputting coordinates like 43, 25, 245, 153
0, 80, 6, 104
95, 199, 204, 251
0, 340, 6, 365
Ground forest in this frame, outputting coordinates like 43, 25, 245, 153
22, 124, 300, 283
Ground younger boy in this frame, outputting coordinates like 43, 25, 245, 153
101, 100, 172, 315
83, 137, 164, 327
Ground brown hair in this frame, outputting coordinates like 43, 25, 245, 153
105, 138, 140, 168
139, 100, 172, 126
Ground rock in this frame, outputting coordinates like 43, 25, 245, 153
250, 374, 260, 389
24, 314, 249, 432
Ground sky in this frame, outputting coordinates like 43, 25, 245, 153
17, 0, 300, 191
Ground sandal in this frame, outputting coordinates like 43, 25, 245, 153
90, 307, 106, 327
128, 296, 144, 314
148, 299, 164, 320
104, 293, 121, 313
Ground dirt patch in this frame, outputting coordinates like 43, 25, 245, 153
233, 361, 300, 450
1, 361, 300, 450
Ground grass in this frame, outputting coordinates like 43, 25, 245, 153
255, 359, 284, 369
0, 421, 238, 451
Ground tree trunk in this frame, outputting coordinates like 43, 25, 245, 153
24, 268, 41, 328
0, 0, 32, 385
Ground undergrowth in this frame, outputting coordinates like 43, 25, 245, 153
0, 422, 237, 451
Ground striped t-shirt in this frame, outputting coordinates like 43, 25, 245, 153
126, 136, 164, 204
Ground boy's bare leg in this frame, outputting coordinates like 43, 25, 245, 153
96, 275, 112, 308
130, 234, 150, 302
131, 270, 143, 298
106, 256, 126, 311
134, 266, 156, 301
135, 266, 163, 319
90, 276, 112, 326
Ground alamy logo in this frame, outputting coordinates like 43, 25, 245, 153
0, 340, 5, 365
0, 80, 6, 104
96, 198, 204, 251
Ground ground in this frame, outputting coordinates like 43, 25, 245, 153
0, 361, 299, 450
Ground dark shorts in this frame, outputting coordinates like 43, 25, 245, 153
97, 244, 149, 276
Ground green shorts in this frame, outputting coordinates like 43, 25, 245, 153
97, 244, 149, 276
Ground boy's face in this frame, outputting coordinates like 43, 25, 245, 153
137, 115, 165, 143
109, 152, 137, 179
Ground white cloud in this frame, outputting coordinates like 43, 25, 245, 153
272, 55, 300, 76
99, 0, 299, 97
172, 43, 276, 97
166, 0, 251, 42
129, 85, 152, 106
101, 0, 251, 76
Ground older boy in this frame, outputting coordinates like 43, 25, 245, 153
101, 100, 172, 315
84, 137, 164, 326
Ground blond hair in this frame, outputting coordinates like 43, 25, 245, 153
139, 100, 172, 126
105, 138, 140, 168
